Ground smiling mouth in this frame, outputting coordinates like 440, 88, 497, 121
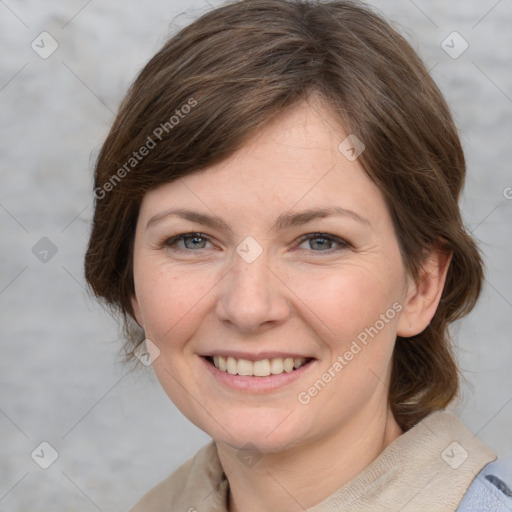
204, 355, 312, 377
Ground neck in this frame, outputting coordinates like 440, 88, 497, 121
217, 406, 403, 512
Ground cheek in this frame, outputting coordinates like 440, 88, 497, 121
134, 263, 214, 409
133, 259, 217, 350
291, 263, 401, 345
294, 268, 401, 413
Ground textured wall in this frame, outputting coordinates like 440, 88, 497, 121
1, 0, 511, 510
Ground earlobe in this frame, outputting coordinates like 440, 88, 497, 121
131, 294, 144, 328
397, 244, 452, 338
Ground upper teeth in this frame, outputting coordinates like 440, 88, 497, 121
212, 356, 307, 376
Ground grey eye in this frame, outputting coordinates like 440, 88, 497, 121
181, 235, 208, 249
303, 236, 333, 251
297, 233, 348, 252
164, 233, 212, 251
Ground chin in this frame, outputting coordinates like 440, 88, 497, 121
198, 409, 313, 454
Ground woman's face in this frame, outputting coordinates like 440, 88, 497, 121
131, 99, 412, 452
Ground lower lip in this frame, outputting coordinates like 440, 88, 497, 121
201, 356, 315, 393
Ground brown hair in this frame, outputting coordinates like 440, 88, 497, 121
84, 0, 483, 431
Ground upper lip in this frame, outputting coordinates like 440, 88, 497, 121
200, 351, 314, 361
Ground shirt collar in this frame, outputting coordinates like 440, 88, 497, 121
159, 410, 496, 511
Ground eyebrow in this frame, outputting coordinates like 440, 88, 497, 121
146, 206, 371, 232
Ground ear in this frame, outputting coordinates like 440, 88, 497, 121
397, 243, 452, 337
131, 294, 144, 329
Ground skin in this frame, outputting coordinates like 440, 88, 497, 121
131, 95, 451, 512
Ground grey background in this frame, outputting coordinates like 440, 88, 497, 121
1, 0, 511, 510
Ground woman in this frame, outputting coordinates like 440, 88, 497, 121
84, 0, 511, 510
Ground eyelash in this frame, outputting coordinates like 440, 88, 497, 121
162, 232, 351, 254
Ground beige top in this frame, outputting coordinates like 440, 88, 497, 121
130, 411, 496, 512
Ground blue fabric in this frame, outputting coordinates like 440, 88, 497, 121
456, 458, 512, 511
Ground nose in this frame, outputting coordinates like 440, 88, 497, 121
215, 252, 290, 334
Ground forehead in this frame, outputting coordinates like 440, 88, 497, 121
137, 99, 387, 227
